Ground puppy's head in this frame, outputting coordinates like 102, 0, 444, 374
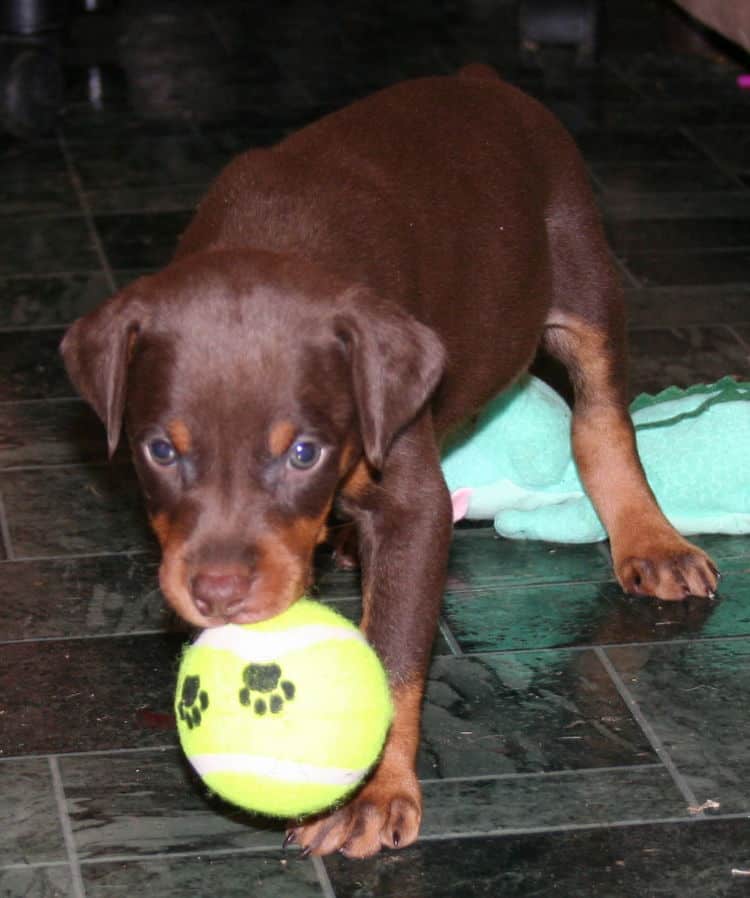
61, 250, 444, 627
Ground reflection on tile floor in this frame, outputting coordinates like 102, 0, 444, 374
0, 0, 749, 895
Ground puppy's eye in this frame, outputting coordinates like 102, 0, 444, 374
147, 438, 178, 466
288, 439, 321, 470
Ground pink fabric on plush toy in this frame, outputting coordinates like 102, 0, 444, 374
451, 488, 472, 523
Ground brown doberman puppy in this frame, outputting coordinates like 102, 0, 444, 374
61, 65, 719, 858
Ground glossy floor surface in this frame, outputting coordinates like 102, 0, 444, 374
2, 0, 750, 895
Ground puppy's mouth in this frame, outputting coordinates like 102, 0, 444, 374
158, 538, 313, 628
150, 506, 332, 627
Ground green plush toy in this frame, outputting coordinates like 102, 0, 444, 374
442, 375, 750, 543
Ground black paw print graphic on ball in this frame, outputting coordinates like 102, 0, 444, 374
239, 662, 296, 715
177, 675, 209, 729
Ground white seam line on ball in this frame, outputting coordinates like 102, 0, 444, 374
190, 752, 368, 785
193, 624, 368, 661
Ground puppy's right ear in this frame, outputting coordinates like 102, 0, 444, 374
60, 288, 146, 458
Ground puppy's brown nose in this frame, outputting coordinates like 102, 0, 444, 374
191, 571, 252, 620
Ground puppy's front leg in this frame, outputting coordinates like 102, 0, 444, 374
289, 415, 452, 857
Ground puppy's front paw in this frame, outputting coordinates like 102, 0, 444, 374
615, 533, 719, 600
286, 766, 421, 858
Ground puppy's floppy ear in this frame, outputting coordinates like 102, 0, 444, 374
60, 286, 147, 458
334, 289, 446, 470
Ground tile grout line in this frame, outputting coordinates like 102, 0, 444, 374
0, 489, 15, 560
717, 323, 750, 352
1, 745, 177, 764
312, 856, 338, 898
0, 268, 133, 283
585, 163, 608, 198
416, 811, 750, 843
595, 540, 613, 569
0, 627, 182, 647
679, 126, 747, 190
622, 246, 750, 260
0, 548, 153, 563
445, 574, 608, 593
48, 755, 87, 898
5, 623, 750, 653
202, 7, 232, 56
604, 195, 750, 223
0, 324, 75, 334
438, 616, 464, 656
726, 324, 750, 353
436, 632, 750, 658
629, 319, 750, 333
0, 396, 89, 405
419, 761, 665, 786
612, 253, 641, 289
593, 646, 701, 810
36, 808, 750, 870
0, 745, 665, 778
0, 860, 72, 872
76, 845, 295, 866
0, 461, 132, 473
57, 131, 117, 295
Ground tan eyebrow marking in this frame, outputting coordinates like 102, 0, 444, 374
167, 419, 192, 455
268, 420, 296, 457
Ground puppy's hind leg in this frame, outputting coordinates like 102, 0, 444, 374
540, 206, 718, 599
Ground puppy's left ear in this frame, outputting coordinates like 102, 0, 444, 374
334, 289, 446, 470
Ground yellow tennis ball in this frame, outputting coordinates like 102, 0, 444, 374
175, 598, 392, 819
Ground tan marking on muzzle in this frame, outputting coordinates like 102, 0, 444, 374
256, 504, 334, 602
149, 511, 171, 548
151, 517, 202, 625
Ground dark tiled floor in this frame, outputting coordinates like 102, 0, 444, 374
1, 0, 749, 896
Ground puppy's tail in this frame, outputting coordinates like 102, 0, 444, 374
456, 63, 501, 82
